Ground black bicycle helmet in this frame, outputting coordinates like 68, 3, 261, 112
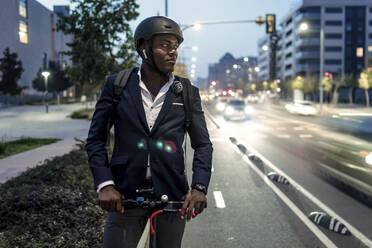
134, 16, 184, 50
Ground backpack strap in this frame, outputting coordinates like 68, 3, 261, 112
113, 68, 136, 104
106, 68, 136, 146
175, 76, 194, 131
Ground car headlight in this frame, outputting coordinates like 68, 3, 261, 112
366, 153, 372, 165
225, 106, 234, 115
245, 106, 253, 114
216, 103, 225, 111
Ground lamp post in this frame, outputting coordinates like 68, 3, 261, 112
41, 71, 50, 113
180, 17, 265, 31
299, 20, 324, 113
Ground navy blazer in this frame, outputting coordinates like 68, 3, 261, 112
86, 68, 213, 201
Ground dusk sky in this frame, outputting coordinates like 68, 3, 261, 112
37, 0, 299, 78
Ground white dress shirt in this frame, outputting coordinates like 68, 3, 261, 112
97, 69, 174, 192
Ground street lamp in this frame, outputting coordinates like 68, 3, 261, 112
41, 71, 50, 113
262, 45, 269, 51
254, 67, 260, 72
193, 23, 202, 31
299, 22, 309, 32
299, 21, 324, 113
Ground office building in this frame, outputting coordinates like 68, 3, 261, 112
258, 0, 372, 82
0, 0, 72, 94
208, 53, 258, 90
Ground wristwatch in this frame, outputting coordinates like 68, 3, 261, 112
191, 183, 207, 194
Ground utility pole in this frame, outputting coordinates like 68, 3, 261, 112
165, 0, 168, 16
319, 7, 324, 113
269, 33, 278, 81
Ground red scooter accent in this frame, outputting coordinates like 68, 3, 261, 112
149, 209, 196, 235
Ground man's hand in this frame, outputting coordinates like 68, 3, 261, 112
98, 185, 124, 214
181, 190, 207, 221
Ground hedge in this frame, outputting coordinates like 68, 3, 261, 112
0, 148, 105, 248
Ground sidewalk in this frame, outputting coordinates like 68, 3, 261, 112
0, 138, 79, 183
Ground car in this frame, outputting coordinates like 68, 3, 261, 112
246, 94, 259, 104
223, 99, 253, 120
215, 97, 230, 112
285, 100, 318, 116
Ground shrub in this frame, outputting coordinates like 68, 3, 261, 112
0, 149, 105, 247
0, 141, 7, 155
70, 108, 94, 120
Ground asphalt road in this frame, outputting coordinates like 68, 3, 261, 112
182, 103, 372, 248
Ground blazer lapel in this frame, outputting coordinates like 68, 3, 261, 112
150, 90, 177, 134
127, 71, 149, 133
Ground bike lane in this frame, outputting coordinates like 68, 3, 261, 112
182, 119, 329, 248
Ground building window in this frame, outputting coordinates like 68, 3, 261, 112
325, 33, 342, 39
369, 33, 372, 39
346, 22, 352, 31
370, 7, 372, 13
286, 18, 292, 26
325, 46, 342, 52
19, 0, 27, 18
356, 47, 364, 57
325, 59, 342, 65
325, 7, 342, 14
19, 20, 28, 44
325, 20, 342, 26
368, 46, 372, 52
285, 64, 292, 70
305, 7, 320, 13
285, 52, 292, 59
285, 41, 292, 48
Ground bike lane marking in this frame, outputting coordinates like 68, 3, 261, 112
229, 144, 338, 248
213, 191, 226, 209
235, 140, 372, 248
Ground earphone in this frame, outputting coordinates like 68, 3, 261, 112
142, 49, 148, 59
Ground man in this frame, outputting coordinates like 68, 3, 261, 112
86, 16, 213, 248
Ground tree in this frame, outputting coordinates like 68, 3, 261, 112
303, 75, 318, 101
32, 61, 73, 94
0, 48, 25, 95
56, 0, 139, 96
291, 76, 304, 90
358, 70, 372, 107
339, 74, 358, 104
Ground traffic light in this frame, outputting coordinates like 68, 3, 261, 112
266, 14, 276, 34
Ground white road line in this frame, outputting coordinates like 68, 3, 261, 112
213, 191, 226, 208
277, 134, 290, 139
229, 145, 338, 247
299, 134, 313, 139
294, 126, 305, 131
339, 113, 372, 117
235, 140, 372, 248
